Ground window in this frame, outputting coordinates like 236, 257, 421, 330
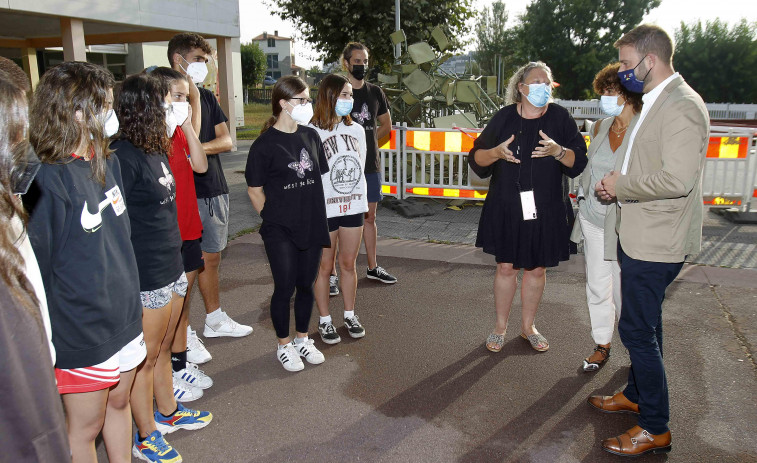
267, 38, 275, 47
266, 54, 279, 69
273, 71, 281, 79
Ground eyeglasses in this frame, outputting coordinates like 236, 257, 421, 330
290, 97, 312, 106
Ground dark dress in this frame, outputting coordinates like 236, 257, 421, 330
468, 103, 587, 268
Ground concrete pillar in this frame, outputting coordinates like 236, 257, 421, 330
21, 48, 40, 91
216, 36, 237, 149
60, 17, 87, 62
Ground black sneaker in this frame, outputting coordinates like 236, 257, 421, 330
344, 315, 365, 339
318, 322, 341, 345
366, 266, 397, 284
329, 275, 339, 296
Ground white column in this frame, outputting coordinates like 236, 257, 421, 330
60, 17, 87, 62
216, 36, 237, 150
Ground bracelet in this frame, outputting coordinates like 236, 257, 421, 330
555, 146, 566, 160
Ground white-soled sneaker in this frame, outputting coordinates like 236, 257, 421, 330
173, 364, 213, 390
203, 310, 253, 338
329, 274, 340, 296
344, 315, 365, 338
294, 338, 325, 364
366, 266, 397, 284
277, 343, 304, 372
172, 376, 203, 402
186, 327, 212, 364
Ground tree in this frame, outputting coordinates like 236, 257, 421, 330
267, 0, 475, 71
240, 42, 267, 87
474, 0, 517, 77
674, 19, 757, 104
514, 0, 660, 99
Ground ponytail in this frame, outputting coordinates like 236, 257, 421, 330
260, 115, 277, 135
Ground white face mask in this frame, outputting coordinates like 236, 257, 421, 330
103, 109, 119, 137
286, 101, 314, 125
180, 55, 209, 84
600, 95, 625, 117
171, 102, 189, 126
165, 103, 178, 137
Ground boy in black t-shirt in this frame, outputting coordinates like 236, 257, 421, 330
168, 33, 253, 369
341, 42, 397, 285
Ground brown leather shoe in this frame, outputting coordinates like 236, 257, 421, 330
587, 391, 640, 415
602, 425, 672, 456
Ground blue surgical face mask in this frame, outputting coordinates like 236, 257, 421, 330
600, 95, 625, 116
524, 83, 551, 108
618, 56, 651, 93
335, 99, 353, 117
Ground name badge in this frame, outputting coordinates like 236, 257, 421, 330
106, 185, 126, 216
520, 190, 537, 221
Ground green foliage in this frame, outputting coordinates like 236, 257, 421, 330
267, 0, 475, 71
240, 42, 267, 87
514, 0, 660, 99
474, 0, 517, 77
675, 19, 757, 104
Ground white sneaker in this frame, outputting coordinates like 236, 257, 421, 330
187, 327, 212, 364
294, 338, 325, 365
277, 343, 304, 372
203, 310, 253, 338
172, 376, 203, 402
173, 364, 213, 390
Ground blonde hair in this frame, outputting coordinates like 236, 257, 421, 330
505, 61, 553, 105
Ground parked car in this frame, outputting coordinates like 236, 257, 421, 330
263, 76, 277, 86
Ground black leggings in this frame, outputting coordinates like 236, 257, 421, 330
263, 237, 322, 339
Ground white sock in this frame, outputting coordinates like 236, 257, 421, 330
344, 310, 355, 320
278, 342, 292, 350
206, 308, 223, 324
293, 336, 308, 345
320, 315, 332, 324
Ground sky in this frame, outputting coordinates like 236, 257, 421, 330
238, 0, 757, 69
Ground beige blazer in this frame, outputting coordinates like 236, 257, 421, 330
570, 114, 639, 260
613, 76, 710, 263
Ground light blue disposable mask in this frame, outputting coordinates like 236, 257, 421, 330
335, 99, 354, 117
524, 83, 551, 108
600, 95, 625, 116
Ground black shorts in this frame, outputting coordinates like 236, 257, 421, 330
327, 213, 365, 232
181, 238, 204, 273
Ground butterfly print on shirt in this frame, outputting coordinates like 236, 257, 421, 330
352, 103, 371, 125
288, 148, 313, 179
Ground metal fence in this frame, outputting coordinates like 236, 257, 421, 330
244, 87, 319, 104
557, 100, 757, 121
379, 125, 757, 212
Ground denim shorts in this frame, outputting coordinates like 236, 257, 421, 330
365, 172, 383, 203
140, 273, 188, 309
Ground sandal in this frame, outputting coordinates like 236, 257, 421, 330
582, 345, 611, 372
485, 332, 505, 352
521, 331, 549, 352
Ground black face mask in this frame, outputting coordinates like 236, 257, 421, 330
349, 64, 366, 81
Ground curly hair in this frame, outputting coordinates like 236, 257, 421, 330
505, 61, 553, 105
0, 71, 40, 316
311, 74, 353, 131
30, 61, 115, 185
592, 62, 643, 113
116, 74, 171, 155
168, 33, 212, 66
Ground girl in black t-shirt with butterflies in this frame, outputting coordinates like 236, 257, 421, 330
246, 76, 330, 372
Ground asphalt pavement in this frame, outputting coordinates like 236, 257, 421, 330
103, 143, 757, 462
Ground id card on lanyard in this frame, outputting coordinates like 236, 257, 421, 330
520, 190, 537, 220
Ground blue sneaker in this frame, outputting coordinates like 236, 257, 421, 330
132, 430, 182, 463
154, 403, 213, 435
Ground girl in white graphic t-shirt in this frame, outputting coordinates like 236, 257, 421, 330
309, 74, 368, 345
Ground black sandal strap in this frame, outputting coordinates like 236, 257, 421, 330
594, 345, 611, 359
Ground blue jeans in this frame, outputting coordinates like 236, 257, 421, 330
618, 246, 683, 435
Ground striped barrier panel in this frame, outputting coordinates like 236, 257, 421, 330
378, 128, 402, 198
701, 130, 756, 208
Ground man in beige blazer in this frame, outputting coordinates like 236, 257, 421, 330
590, 25, 710, 457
